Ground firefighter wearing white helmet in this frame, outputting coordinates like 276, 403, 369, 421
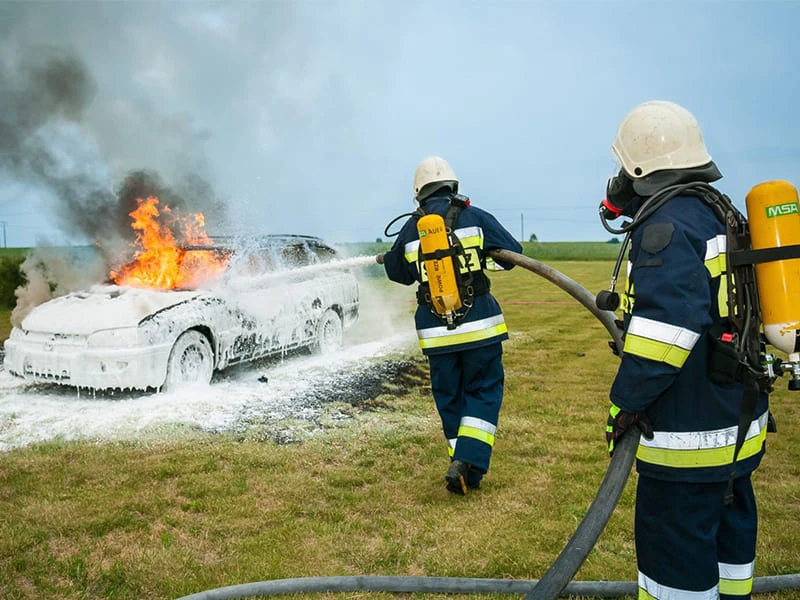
413, 155, 459, 203
600, 101, 770, 599
380, 156, 522, 495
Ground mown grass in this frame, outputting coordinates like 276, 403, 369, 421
1, 261, 799, 600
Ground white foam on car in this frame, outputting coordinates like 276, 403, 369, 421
0, 332, 416, 452
0, 252, 419, 450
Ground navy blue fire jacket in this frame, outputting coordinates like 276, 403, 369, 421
383, 191, 522, 356
612, 194, 768, 482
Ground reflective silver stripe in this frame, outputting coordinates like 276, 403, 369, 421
460, 416, 497, 435
405, 239, 421, 254
705, 234, 728, 278
417, 314, 506, 340
640, 411, 768, 452
639, 571, 718, 600
704, 234, 727, 261
404, 240, 420, 263
453, 226, 484, 248
627, 316, 700, 351
719, 561, 755, 580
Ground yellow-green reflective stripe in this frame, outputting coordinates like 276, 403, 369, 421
637, 426, 767, 468
457, 425, 495, 447
458, 235, 483, 249
622, 280, 635, 314
623, 334, 691, 367
638, 589, 656, 600
621, 291, 635, 314
405, 250, 418, 263
456, 248, 482, 273
718, 273, 729, 318
419, 323, 508, 349
719, 577, 753, 597
705, 253, 727, 278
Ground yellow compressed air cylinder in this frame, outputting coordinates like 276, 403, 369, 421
745, 180, 800, 356
417, 213, 461, 320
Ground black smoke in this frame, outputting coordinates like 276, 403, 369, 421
1, 45, 230, 322
0, 46, 228, 261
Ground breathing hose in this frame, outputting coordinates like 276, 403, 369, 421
175, 250, 800, 600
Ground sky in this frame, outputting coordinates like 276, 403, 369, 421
1, 0, 799, 248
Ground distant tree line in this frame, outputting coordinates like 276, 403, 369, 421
0, 257, 25, 309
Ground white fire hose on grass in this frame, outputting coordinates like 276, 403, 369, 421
175, 250, 800, 600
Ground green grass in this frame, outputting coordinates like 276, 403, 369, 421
1, 261, 799, 600
340, 241, 623, 263
0, 248, 30, 260
519, 241, 623, 261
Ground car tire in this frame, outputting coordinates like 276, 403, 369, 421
163, 330, 214, 391
312, 309, 343, 355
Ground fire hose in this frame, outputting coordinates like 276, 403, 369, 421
175, 250, 800, 600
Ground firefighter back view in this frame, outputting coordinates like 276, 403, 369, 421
600, 101, 770, 599
379, 156, 522, 494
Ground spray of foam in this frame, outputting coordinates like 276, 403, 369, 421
209, 251, 414, 343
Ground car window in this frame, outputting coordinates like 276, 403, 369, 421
310, 245, 337, 263
280, 244, 310, 268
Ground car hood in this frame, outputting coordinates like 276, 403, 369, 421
20, 285, 203, 335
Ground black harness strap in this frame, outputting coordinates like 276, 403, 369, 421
415, 194, 490, 325
729, 243, 800, 267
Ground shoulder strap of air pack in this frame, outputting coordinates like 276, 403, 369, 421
721, 202, 770, 505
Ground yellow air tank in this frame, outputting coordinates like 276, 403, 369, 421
745, 180, 800, 356
417, 213, 461, 326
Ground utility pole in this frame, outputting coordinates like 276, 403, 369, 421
520, 213, 524, 242
0, 221, 6, 248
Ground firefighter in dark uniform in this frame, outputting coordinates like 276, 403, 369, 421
379, 156, 522, 494
601, 101, 769, 599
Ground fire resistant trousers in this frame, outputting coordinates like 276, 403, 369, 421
427, 342, 504, 483
635, 474, 757, 600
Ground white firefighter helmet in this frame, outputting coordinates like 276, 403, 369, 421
413, 156, 458, 202
612, 101, 712, 179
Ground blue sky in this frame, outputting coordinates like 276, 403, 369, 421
1, 0, 798, 247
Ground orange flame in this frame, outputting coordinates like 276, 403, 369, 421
110, 196, 229, 290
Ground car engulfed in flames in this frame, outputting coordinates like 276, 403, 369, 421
3, 198, 359, 391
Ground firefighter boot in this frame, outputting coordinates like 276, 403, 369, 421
446, 459, 471, 495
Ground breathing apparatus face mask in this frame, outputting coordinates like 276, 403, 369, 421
601, 168, 637, 221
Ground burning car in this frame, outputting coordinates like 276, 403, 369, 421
3, 228, 360, 392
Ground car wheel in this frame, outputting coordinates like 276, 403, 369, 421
163, 330, 214, 391
312, 309, 343, 355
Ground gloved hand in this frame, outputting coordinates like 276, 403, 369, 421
606, 403, 654, 456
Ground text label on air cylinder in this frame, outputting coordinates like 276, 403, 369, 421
765, 202, 799, 218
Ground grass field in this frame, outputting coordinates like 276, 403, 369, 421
1, 260, 799, 600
